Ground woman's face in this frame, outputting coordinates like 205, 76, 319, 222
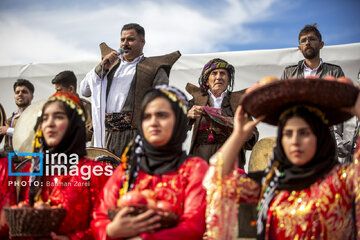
281, 116, 317, 166
142, 97, 175, 147
41, 101, 69, 147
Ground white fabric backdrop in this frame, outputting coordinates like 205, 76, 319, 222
1, 43, 359, 167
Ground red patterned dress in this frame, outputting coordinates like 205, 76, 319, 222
20, 158, 112, 240
91, 157, 208, 240
204, 146, 360, 239
0, 157, 16, 238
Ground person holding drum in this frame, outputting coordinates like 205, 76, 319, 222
0, 79, 34, 150
91, 85, 208, 240
204, 78, 360, 239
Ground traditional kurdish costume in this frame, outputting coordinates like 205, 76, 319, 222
92, 86, 208, 240
204, 79, 360, 240
20, 92, 112, 240
0, 157, 16, 238
80, 42, 180, 157
186, 58, 258, 168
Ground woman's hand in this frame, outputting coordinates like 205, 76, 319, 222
220, 106, 264, 176
106, 206, 161, 239
233, 106, 263, 143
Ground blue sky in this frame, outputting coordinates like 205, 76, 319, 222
0, 0, 359, 65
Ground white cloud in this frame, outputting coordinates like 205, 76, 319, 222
0, 0, 280, 65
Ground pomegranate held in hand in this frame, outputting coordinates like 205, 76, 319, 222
118, 191, 148, 207
156, 200, 174, 213
141, 189, 157, 200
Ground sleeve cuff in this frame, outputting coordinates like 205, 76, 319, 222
6, 127, 14, 136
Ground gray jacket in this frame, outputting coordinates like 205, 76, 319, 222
281, 59, 359, 163
281, 60, 344, 79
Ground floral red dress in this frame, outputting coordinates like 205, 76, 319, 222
204, 145, 360, 239
91, 157, 208, 240
0, 157, 16, 238
20, 158, 112, 240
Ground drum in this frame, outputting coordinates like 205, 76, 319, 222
86, 147, 121, 168
248, 137, 276, 172
13, 100, 46, 153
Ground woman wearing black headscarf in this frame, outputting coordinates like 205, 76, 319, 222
92, 85, 208, 240
204, 79, 360, 240
20, 92, 112, 240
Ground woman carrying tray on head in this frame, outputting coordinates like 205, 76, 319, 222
19, 92, 113, 240
91, 85, 208, 240
203, 78, 360, 240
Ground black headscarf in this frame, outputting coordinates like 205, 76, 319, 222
124, 85, 189, 191
249, 105, 338, 239
29, 92, 87, 205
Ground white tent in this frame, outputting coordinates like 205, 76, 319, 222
1, 43, 360, 168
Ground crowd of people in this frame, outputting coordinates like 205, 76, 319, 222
0, 22, 359, 240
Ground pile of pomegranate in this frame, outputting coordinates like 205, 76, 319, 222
117, 189, 175, 213
11, 201, 62, 209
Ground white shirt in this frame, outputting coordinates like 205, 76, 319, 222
303, 59, 323, 78
106, 55, 142, 112
80, 54, 143, 148
208, 89, 228, 108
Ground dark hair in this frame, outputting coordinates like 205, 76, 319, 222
298, 23, 322, 42
41, 100, 71, 124
277, 106, 336, 161
140, 91, 169, 122
121, 23, 145, 38
51, 71, 77, 92
13, 79, 35, 94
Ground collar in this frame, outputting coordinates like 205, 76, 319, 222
208, 89, 228, 100
119, 54, 144, 64
14, 108, 25, 115
302, 58, 323, 71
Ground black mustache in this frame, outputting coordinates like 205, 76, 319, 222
123, 46, 131, 50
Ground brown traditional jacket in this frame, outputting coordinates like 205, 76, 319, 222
96, 43, 181, 128
186, 83, 258, 153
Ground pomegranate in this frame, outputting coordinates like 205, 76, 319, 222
258, 76, 278, 86
18, 201, 30, 208
245, 83, 259, 94
337, 77, 354, 86
147, 198, 156, 208
305, 75, 319, 79
323, 75, 336, 81
156, 200, 174, 212
141, 189, 157, 200
118, 191, 148, 207
34, 201, 50, 209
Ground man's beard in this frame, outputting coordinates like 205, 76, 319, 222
16, 101, 30, 108
302, 47, 319, 60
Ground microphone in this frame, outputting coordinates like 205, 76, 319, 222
103, 48, 125, 66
